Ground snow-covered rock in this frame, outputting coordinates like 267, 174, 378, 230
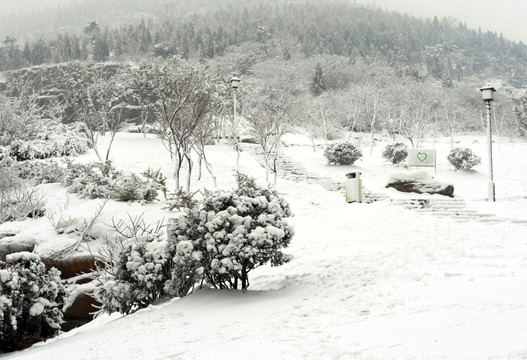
386, 171, 454, 197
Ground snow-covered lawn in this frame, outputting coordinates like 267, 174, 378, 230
2, 132, 527, 359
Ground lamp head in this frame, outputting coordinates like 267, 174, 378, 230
479, 85, 496, 102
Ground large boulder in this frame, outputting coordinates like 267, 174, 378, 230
41, 254, 101, 279
40, 254, 103, 331
61, 292, 101, 332
0, 235, 37, 261
386, 171, 454, 197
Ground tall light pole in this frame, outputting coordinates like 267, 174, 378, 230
230, 76, 241, 168
479, 85, 496, 202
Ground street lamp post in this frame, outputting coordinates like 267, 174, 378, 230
479, 85, 496, 202
230, 76, 241, 168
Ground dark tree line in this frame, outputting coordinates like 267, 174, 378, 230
2, 1, 527, 87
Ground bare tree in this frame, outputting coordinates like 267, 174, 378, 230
361, 83, 384, 155
85, 66, 131, 161
340, 88, 364, 142
247, 87, 298, 185
145, 56, 217, 192
131, 62, 160, 137
398, 83, 438, 148
492, 93, 517, 150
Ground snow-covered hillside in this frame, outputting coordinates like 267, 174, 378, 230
2, 132, 527, 359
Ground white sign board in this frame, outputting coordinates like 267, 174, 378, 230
408, 149, 436, 168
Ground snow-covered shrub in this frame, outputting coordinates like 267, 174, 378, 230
0, 186, 46, 224
5, 123, 91, 161
0, 95, 90, 162
164, 188, 199, 212
382, 142, 408, 164
0, 157, 18, 193
0, 252, 67, 352
64, 161, 160, 202
111, 173, 158, 202
0, 147, 9, 162
142, 168, 168, 200
12, 159, 66, 184
324, 142, 362, 165
166, 173, 294, 292
95, 235, 171, 315
447, 147, 481, 170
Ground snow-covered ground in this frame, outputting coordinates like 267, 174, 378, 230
2, 132, 527, 359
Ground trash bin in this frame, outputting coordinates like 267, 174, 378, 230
345, 172, 362, 203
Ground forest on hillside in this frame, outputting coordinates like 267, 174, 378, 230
2, 0, 527, 148
2, 0, 527, 86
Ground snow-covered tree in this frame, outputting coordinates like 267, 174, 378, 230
0, 252, 67, 352
95, 235, 170, 315
140, 56, 218, 192
167, 173, 294, 291
247, 86, 299, 185
130, 61, 161, 137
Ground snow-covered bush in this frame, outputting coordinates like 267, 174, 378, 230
0, 95, 90, 162
4, 120, 91, 162
0, 186, 46, 224
94, 236, 171, 315
65, 161, 116, 199
382, 142, 408, 164
0, 157, 18, 193
166, 173, 294, 292
0, 252, 67, 353
164, 188, 199, 212
63, 161, 160, 202
12, 159, 66, 184
447, 147, 481, 170
324, 142, 362, 165
111, 173, 158, 202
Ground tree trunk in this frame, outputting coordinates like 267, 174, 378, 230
201, 155, 217, 189
369, 129, 375, 155
263, 154, 270, 184
241, 265, 248, 290
197, 156, 202, 181
104, 131, 117, 161
185, 155, 193, 193
174, 156, 182, 191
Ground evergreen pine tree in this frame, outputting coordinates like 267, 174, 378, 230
311, 62, 326, 96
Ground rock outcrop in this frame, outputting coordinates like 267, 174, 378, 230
386, 171, 454, 197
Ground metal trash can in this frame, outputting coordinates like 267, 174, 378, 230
345, 172, 362, 203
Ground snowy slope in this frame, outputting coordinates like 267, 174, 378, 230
2, 132, 527, 359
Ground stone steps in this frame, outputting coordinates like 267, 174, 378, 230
393, 197, 525, 225
242, 144, 526, 226
242, 144, 388, 203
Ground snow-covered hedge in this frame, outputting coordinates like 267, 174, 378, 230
166, 173, 294, 292
95, 174, 294, 314
447, 147, 481, 170
12, 159, 66, 184
382, 142, 408, 164
0, 120, 91, 162
95, 236, 170, 315
324, 142, 362, 165
0, 252, 67, 353
64, 161, 161, 202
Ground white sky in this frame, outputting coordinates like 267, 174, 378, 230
0, 0, 526, 43
361, 0, 527, 43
